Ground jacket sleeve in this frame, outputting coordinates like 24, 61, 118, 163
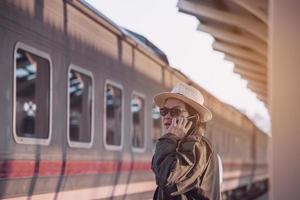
151, 133, 212, 197
199, 145, 221, 200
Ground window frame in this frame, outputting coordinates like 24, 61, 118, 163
151, 103, 163, 151
103, 79, 124, 151
67, 64, 94, 149
13, 41, 53, 145
131, 91, 147, 153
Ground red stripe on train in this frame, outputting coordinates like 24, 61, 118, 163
0, 160, 151, 179
0, 160, 268, 179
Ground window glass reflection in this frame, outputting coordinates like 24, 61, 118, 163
15, 49, 50, 139
131, 94, 145, 149
105, 83, 122, 146
69, 69, 92, 143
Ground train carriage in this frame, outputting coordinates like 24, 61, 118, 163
0, 0, 268, 199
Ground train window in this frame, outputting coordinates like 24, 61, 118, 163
67, 64, 94, 148
13, 42, 52, 145
131, 92, 146, 152
104, 80, 124, 150
152, 104, 162, 150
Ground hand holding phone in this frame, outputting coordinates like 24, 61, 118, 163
176, 115, 195, 123
168, 116, 193, 138
186, 115, 196, 120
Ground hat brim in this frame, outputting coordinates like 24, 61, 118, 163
154, 92, 212, 122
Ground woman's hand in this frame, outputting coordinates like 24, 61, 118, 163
167, 117, 193, 138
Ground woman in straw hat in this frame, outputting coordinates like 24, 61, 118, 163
151, 83, 220, 200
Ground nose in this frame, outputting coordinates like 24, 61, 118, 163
163, 111, 172, 119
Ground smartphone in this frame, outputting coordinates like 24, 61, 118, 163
187, 115, 196, 120
176, 115, 196, 123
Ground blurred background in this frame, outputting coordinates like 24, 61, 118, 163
0, 0, 299, 199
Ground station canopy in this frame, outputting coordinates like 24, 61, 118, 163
177, 0, 268, 105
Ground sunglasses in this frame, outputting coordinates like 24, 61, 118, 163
159, 107, 187, 117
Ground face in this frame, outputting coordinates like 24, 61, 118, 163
161, 98, 189, 130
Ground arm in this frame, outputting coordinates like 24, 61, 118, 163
199, 147, 221, 200
151, 133, 212, 196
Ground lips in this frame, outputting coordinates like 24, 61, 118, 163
164, 123, 171, 127
163, 118, 172, 128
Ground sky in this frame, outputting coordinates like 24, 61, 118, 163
85, 0, 270, 133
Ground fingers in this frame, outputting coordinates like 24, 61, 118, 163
178, 117, 183, 126
185, 121, 193, 131
171, 118, 177, 126
182, 118, 188, 128
177, 117, 190, 129
168, 117, 193, 138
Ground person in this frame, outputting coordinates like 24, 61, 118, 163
151, 83, 220, 200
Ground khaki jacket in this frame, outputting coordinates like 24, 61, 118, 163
151, 132, 220, 200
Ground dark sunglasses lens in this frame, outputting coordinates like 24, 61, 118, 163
160, 108, 168, 116
160, 107, 181, 117
169, 109, 180, 117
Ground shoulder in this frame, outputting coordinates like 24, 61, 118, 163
185, 135, 213, 153
201, 136, 219, 169
200, 136, 213, 152
186, 135, 215, 165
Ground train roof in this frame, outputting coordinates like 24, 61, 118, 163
122, 28, 169, 64
79, 0, 169, 64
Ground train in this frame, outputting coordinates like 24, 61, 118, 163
0, 0, 269, 199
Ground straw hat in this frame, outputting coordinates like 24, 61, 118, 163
154, 83, 212, 122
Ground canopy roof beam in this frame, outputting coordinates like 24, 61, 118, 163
256, 94, 267, 104
247, 81, 268, 91
247, 84, 267, 95
213, 41, 267, 65
198, 23, 267, 56
177, 0, 268, 41
224, 54, 267, 74
234, 67, 267, 84
230, 0, 268, 24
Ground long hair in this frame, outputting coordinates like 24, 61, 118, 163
185, 104, 207, 136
